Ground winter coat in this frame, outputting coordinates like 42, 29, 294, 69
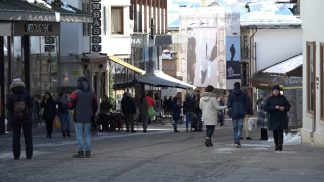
56, 96, 69, 114
68, 77, 98, 123
199, 92, 227, 126
227, 88, 249, 119
183, 95, 195, 114
264, 94, 290, 130
171, 101, 181, 121
256, 96, 268, 129
41, 94, 56, 122
6, 86, 32, 124
121, 94, 136, 115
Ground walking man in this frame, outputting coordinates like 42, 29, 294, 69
6, 78, 33, 160
121, 92, 137, 132
69, 77, 98, 158
227, 82, 249, 148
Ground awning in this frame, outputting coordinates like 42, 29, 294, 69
137, 70, 196, 89
0, 1, 92, 23
109, 56, 146, 75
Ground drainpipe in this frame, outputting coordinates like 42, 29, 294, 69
249, 27, 257, 86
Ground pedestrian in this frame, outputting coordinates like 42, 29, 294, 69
193, 89, 203, 132
68, 77, 98, 158
146, 92, 155, 124
200, 85, 227, 147
217, 97, 225, 126
162, 96, 169, 125
56, 92, 71, 137
6, 78, 33, 160
264, 84, 291, 151
41, 92, 56, 138
227, 82, 249, 148
183, 92, 195, 132
139, 95, 149, 132
98, 95, 111, 131
256, 93, 268, 141
242, 88, 254, 140
171, 96, 181, 132
121, 92, 137, 132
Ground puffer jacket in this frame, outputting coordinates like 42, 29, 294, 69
199, 92, 227, 125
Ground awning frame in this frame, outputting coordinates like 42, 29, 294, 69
109, 56, 146, 75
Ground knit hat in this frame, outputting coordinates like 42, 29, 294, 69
234, 82, 240, 89
272, 84, 280, 91
10, 78, 26, 90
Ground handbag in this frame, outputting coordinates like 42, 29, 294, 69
53, 115, 61, 129
148, 106, 156, 120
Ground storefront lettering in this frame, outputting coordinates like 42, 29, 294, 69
92, 0, 101, 52
25, 24, 53, 33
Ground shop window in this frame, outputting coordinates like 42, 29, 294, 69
307, 42, 316, 113
111, 7, 124, 34
320, 43, 324, 119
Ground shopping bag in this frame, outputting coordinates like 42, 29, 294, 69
148, 106, 156, 120
247, 118, 255, 132
53, 115, 61, 129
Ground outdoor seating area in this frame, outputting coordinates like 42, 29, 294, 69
96, 112, 123, 132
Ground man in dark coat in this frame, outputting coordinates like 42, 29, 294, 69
121, 92, 136, 132
6, 78, 33, 160
227, 82, 249, 148
69, 77, 98, 158
264, 84, 291, 151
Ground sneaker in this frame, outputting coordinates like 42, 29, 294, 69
73, 151, 85, 158
245, 137, 252, 140
234, 142, 242, 148
85, 151, 91, 158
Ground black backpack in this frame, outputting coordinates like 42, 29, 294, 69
13, 99, 28, 119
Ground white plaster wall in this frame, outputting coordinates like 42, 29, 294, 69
254, 29, 302, 71
301, 0, 324, 146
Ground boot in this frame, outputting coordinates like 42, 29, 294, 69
73, 151, 84, 158
66, 130, 71, 137
62, 131, 66, 137
143, 126, 147, 133
205, 138, 211, 147
85, 151, 91, 158
209, 138, 213, 147
174, 128, 179, 132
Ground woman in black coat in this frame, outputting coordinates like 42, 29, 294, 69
41, 92, 57, 138
264, 84, 291, 151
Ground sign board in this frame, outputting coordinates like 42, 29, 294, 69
91, 0, 102, 52
45, 37, 55, 44
13, 22, 60, 36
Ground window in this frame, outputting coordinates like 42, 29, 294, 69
243, 36, 248, 58
320, 43, 324, 119
307, 42, 316, 113
111, 7, 124, 34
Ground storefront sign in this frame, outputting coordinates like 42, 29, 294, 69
25, 23, 53, 33
14, 22, 59, 36
131, 34, 147, 48
91, 0, 101, 52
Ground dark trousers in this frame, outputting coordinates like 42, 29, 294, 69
273, 130, 284, 147
260, 128, 268, 140
12, 122, 33, 159
206, 125, 215, 138
124, 114, 134, 131
45, 119, 53, 137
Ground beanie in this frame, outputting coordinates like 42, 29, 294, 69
272, 84, 280, 91
10, 78, 26, 90
234, 82, 240, 89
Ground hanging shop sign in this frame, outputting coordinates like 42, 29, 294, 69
91, 0, 101, 52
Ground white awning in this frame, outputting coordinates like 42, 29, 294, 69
137, 70, 195, 89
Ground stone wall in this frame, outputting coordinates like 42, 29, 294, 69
284, 89, 303, 129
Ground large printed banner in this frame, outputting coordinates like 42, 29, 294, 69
225, 11, 241, 80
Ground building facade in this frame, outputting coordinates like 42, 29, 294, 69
301, 0, 324, 146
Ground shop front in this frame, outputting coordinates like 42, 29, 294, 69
0, 1, 92, 134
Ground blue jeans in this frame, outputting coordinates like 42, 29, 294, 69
58, 113, 70, 132
185, 112, 193, 129
232, 118, 244, 143
75, 122, 91, 152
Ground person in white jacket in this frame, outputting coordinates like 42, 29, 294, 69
200, 85, 227, 147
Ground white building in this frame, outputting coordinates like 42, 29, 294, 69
301, 0, 324, 146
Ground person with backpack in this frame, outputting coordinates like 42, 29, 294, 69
68, 77, 98, 158
56, 92, 71, 137
41, 92, 56, 138
6, 78, 33, 160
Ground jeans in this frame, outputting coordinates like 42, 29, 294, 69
12, 122, 33, 159
58, 112, 70, 132
173, 119, 179, 130
206, 125, 215, 138
232, 118, 244, 143
75, 122, 91, 152
185, 112, 193, 129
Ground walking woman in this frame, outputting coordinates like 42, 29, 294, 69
264, 84, 291, 151
41, 92, 56, 138
200, 85, 227, 147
